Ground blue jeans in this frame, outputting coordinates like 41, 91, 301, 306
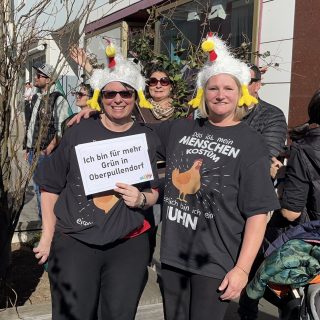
28, 149, 47, 220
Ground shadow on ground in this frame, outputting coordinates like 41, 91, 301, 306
0, 244, 44, 308
24, 185, 35, 206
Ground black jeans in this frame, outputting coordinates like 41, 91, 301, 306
161, 263, 229, 320
48, 231, 149, 320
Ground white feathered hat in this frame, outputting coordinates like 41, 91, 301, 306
87, 40, 152, 111
188, 33, 257, 108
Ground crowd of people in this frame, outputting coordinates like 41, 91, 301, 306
22, 35, 320, 320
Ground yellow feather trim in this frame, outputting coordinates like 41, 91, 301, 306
87, 89, 101, 111
188, 87, 203, 108
138, 89, 153, 109
201, 39, 215, 52
238, 85, 258, 107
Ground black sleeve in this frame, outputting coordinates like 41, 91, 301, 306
146, 131, 160, 189
261, 110, 287, 158
34, 130, 71, 194
280, 147, 309, 212
238, 155, 280, 217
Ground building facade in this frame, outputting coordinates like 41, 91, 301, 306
55, 0, 319, 127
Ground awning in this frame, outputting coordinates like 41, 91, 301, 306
85, 0, 165, 34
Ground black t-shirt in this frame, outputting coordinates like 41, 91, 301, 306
34, 116, 160, 246
156, 118, 280, 278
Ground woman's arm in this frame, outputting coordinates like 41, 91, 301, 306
67, 107, 98, 127
33, 191, 58, 264
69, 46, 94, 75
281, 208, 301, 221
114, 183, 158, 209
219, 213, 267, 300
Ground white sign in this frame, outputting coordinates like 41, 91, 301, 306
75, 134, 154, 195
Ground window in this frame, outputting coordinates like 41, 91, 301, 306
156, 0, 255, 59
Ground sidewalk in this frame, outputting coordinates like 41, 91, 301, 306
0, 266, 163, 320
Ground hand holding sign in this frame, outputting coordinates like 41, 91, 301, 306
114, 183, 143, 208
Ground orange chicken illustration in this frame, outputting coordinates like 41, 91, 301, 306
172, 159, 203, 202
93, 193, 120, 214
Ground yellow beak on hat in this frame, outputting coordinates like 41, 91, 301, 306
188, 87, 203, 108
239, 85, 258, 107
87, 89, 101, 111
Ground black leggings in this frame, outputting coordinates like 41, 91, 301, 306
48, 231, 149, 320
161, 263, 229, 320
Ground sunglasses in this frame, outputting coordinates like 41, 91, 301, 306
36, 73, 49, 79
249, 78, 260, 85
74, 91, 88, 98
101, 90, 134, 99
148, 77, 171, 87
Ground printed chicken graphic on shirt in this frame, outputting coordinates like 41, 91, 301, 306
93, 193, 120, 214
172, 159, 203, 202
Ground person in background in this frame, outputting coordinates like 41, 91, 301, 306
281, 89, 320, 222
61, 83, 93, 135
155, 34, 280, 320
33, 48, 159, 320
74, 83, 93, 110
243, 64, 287, 160
238, 64, 288, 320
24, 82, 33, 128
135, 67, 174, 123
25, 63, 70, 219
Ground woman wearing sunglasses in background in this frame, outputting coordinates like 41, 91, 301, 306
33, 51, 160, 320
74, 83, 93, 110
131, 67, 173, 123
61, 83, 93, 135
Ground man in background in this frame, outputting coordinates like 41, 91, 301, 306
25, 63, 70, 219
242, 64, 287, 159
238, 64, 288, 320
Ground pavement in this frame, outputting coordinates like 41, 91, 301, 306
2, 185, 280, 320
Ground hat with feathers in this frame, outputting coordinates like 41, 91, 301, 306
188, 33, 257, 108
87, 41, 152, 111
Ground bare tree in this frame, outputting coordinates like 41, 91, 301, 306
0, 0, 96, 298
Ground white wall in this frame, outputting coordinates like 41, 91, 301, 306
258, 0, 296, 121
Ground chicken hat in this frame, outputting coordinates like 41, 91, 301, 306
188, 32, 258, 108
87, 40, 152, 111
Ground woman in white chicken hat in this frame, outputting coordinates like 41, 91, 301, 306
66, 34, 280, 319
33, 41, 159, 320
155, 33, 280, 320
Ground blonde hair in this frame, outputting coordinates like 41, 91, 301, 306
198, 74, 244, 120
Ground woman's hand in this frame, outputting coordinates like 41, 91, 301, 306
33, 233, 53, 265
67, 107, 98, 127
69, 46, 93, 74
270, 156, 284, 179
219, 266, 249, 301
114, 183, 144, 208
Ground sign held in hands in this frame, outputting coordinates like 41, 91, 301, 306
75, 134, 153, 195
